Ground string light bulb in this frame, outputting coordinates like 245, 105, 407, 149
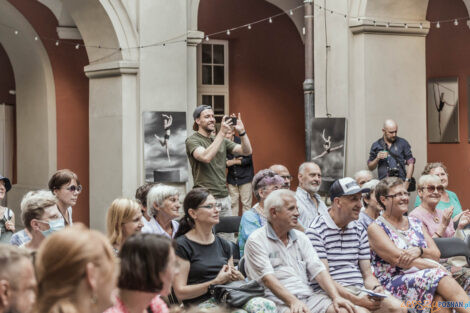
205, 36, 209, 41
55, 40, 59, 46
14, 30, 18, 35
247, 24, 252, 30
75, 44, 80, 49
419, 23, 423, 29
436, 21, 440, 28
289, 9, 293, 15
302, 27, 306, 35
269, 17, 273, 23
34, 36, 38, 41
226, 29, 231, 35
454, 19, 459, 26
386, 22, 390, 28
404, 23, 408, 29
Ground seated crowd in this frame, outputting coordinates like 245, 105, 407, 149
1, 148, 470, 310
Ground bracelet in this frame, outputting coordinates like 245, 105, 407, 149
239, 131, 246, 137
419, 246, 424, 256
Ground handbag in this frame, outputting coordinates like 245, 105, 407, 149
209, 280, 265, 307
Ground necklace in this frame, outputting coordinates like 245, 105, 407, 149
423, 206, 440, 223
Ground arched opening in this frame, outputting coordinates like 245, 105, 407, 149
196, 0, 306, 189
0, 0, 57, 224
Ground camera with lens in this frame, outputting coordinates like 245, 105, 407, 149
387, 167, 400, 177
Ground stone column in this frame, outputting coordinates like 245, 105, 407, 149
314, 1, 430, 178
186, 30, 204, 188
85, 60, 139, 232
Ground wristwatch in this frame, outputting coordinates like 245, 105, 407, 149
405, 178, 411, 182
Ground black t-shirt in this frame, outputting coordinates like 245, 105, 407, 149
175, 235, 233, 305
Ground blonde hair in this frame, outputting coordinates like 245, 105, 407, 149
21, 190, 58, 232
106, 198, 141, 246
35, 224, 115, 313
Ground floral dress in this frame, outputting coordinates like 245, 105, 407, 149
372, 217, 448, 312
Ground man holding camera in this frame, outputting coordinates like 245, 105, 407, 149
186, 106, 252, 238
367, 119, 415, 190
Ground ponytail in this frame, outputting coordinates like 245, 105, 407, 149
175, 215, 193, 238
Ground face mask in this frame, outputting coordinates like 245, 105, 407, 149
40, 218, 65, 237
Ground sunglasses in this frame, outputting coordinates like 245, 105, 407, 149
65, 185, 82, 193
421, 185, 444, 193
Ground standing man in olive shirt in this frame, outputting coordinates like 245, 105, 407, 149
186, 106, 253, 239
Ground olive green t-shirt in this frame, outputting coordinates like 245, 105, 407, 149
186, 132, 237, 198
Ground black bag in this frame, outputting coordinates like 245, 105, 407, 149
209, 280, 265, 307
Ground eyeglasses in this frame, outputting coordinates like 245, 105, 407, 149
65, 185, 82, 193
421, 185, 445, 193
386, 192, 410, 198
198, 203, 222, 210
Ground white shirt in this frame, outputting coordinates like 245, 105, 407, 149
244, 223, 326, 302
141, 216, 179, 238
295, 187, 328, 228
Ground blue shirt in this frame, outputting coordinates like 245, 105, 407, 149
238, 204, 267, 257
10, 229, 31, 246
295, 187, 328, 228
368, 137, 415, 180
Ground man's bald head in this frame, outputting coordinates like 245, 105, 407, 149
383, 119, 397, 129
269, 164, 292, 189
382, 119, 398, 143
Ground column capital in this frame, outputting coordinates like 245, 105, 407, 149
187, 30, 204, 47
84, 60, 139, 78
350, 19, 430, 36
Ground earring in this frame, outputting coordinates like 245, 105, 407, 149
91, 292, 98, 304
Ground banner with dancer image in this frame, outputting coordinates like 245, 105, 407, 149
143, 111, 188, 183
310, 118, 346, 193
427, 77, 459, 143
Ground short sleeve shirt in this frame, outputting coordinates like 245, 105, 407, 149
186, 132, 237, 198
306, 213, 370, 291
244, 224, 325, 302
368, 137, 415, 180
175, 235, 233, 305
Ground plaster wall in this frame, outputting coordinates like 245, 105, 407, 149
426, 0, 470, 208
315, 1, 429, 182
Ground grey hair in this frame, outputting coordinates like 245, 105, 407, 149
354, 170, 373, 181
418, 174, 441, 190
298, 162, 319, 175
146, 185, 180, 216
264, 189, 296, 219
20, 190, 57, 212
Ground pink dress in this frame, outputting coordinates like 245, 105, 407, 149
104, 295, 169, 313
409, 206, 455, 238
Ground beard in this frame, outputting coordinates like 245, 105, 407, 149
305, 184, 320, 194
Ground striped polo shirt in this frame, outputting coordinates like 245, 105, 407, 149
306, 211, 370, 291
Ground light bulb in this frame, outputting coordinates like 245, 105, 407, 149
34, 36, 38, 41
289, 10, 293, 15
454, 19, 459, 26
55, 40, 59, 46
226, 29, 231, 35
269, 17, 273, 23
75, 44, 79, 49
436, 21, 440, 29
248, 24, 252, 30
14, 30, 18, 35
205, 36, 209, 41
